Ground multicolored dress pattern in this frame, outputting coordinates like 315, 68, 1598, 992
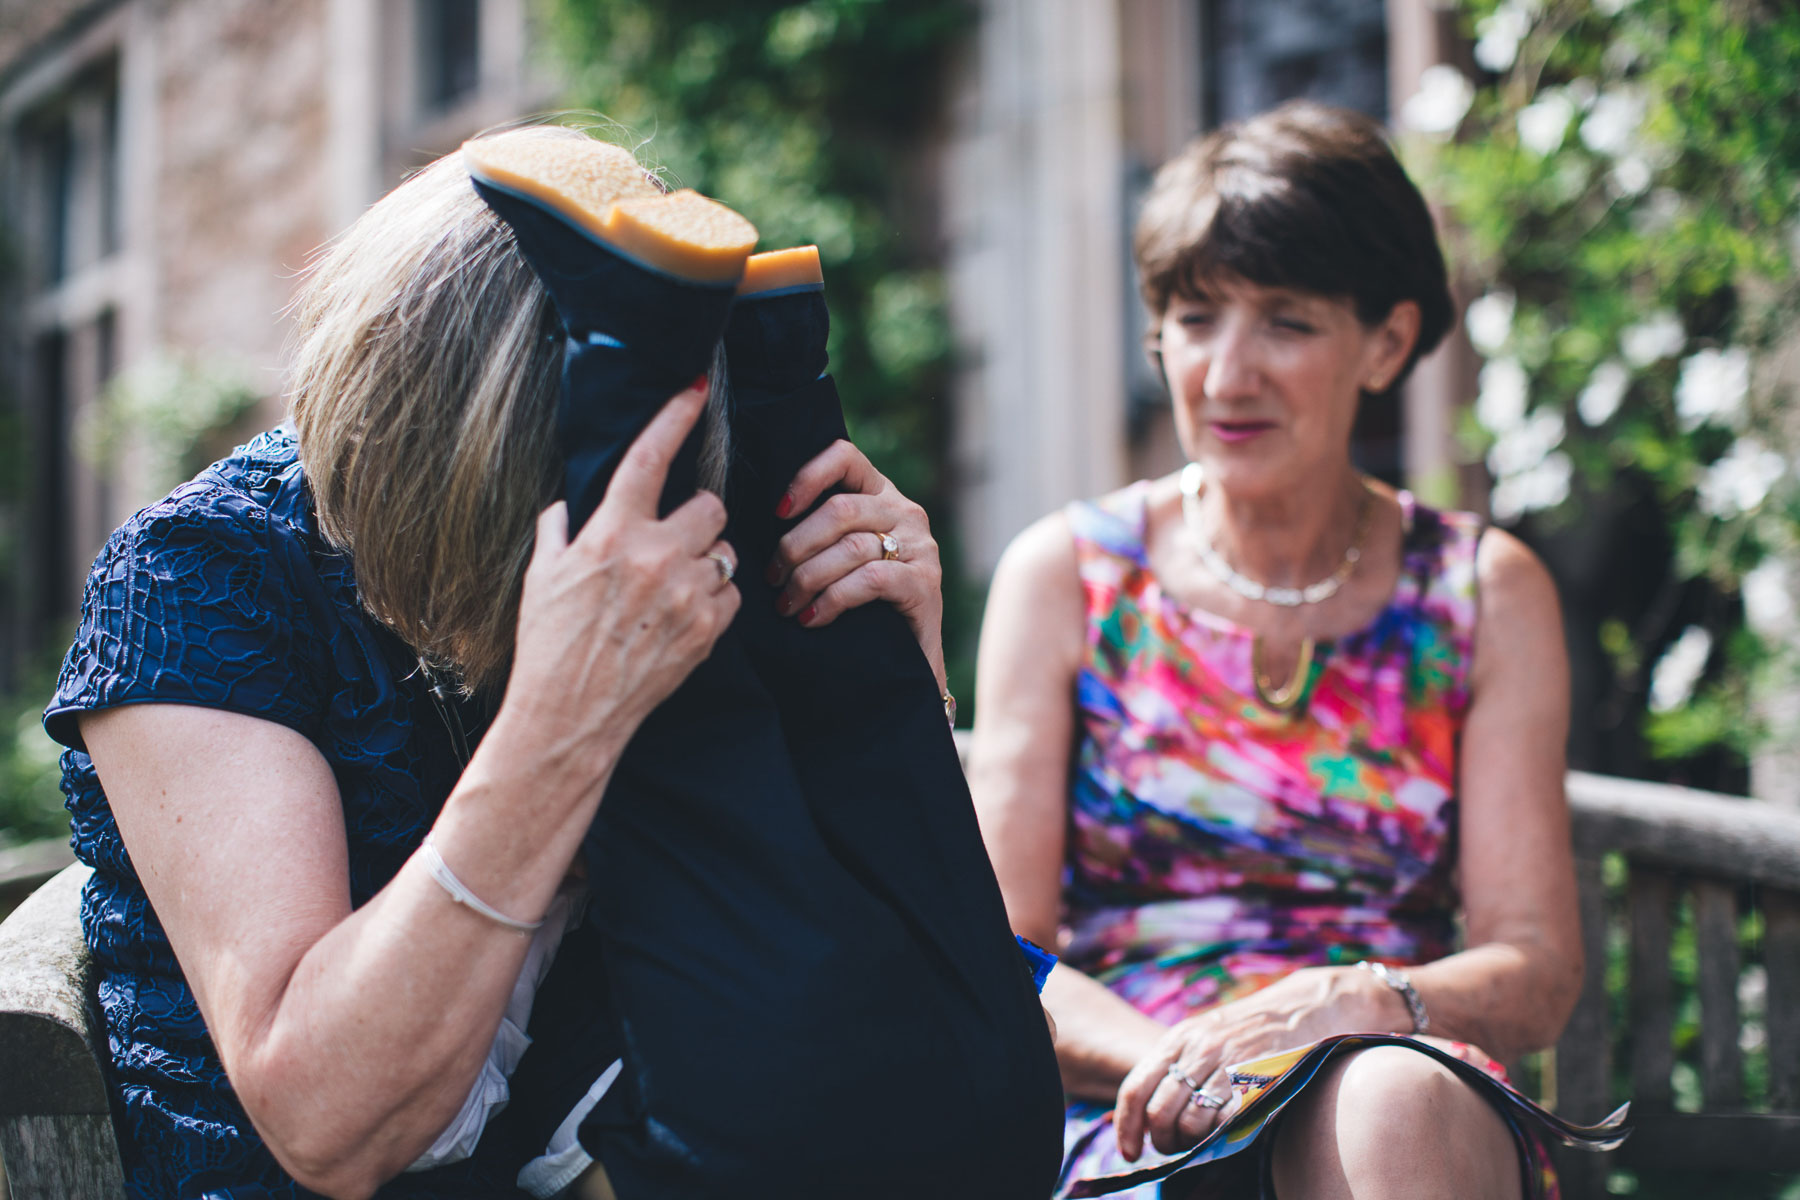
1057, 481, 1558, 1197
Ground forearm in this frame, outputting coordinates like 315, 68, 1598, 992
232, 706, 627, 1196
1407, 938, 1582, 1063
1043, 964, 1168, 1102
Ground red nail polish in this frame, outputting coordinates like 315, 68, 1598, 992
798, 604, 817, 625
690, 373, 709, 392
774, 492, 794, 519
765, 562, 782, 586
774, 594, 790, 616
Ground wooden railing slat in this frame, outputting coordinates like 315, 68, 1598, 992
1764, 889, 1800, 1110
1567, 772, 1800, 889
1692, 880, 1743, 1112
1626, 867, 1676, 1110
1553, 853, 1613, 1200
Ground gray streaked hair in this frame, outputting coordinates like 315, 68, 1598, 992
288, 126, 727, 692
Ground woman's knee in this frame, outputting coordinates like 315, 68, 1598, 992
1333, 1045, 1466, 1127
1272, 1047, 1520, 1200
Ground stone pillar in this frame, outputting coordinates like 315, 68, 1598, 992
1119, 0, 1201, 484
1386, 0, 1480, 510
111, 0, 161, 526
946, 0, 1130, 576
327, 0, 383, 231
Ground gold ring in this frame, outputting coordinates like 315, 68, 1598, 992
880, 532, 901, 561
705, 551, 735, 584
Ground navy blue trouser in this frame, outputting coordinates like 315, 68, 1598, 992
473, 178, 1064, 1198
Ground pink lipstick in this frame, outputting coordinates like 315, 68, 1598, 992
1209, 420, 1275, 443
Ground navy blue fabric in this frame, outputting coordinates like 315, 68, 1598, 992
722, 346, 1065, 1196
45, 428, 528, 1200
468, 175, 735, 531
484, 251, 1063, 1196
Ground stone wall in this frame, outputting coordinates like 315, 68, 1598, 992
155, 0, 331, 383
0, 0, 116, 82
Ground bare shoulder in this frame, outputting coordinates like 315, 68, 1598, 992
990, 510, 1082, 632
1474, 526, 1561, 626
1471, 526, 1566, 688
996, 507, 1080, 584
978, 508, 1086, 689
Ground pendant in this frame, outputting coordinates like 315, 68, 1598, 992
1252, 635, 1315, 712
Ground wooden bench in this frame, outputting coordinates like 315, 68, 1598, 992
1552, 772, 1800, 1195
3, 772, 1798, 1198
0, 862, 125, 1199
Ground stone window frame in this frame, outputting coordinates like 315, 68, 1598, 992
377, 0, 551, 182
0, 6, 143, 650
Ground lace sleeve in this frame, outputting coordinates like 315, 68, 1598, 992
44, 481, 325, 751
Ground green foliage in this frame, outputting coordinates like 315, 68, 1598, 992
1410, 0, 1800, 762
0, 648, 70, 850
0, 353, 259, 850
539, 0, 978, 694
539, 0, 969, 502
83, 354, 263, 497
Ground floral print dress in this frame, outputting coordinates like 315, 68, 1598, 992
1055, 481, 1559, 1198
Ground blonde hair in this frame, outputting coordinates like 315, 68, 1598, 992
289, 127, 727, 692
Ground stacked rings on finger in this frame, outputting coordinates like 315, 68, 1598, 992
1166, 1062, 1229, 1110
880, 531, 901, 561
705, 551, 735, 584
1191, 1088, 1228, 1110
1165, 1062, 1204, 1092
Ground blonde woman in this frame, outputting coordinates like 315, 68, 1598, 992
42, 129, 1036, 1200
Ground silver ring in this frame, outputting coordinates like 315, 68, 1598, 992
879, 531, 901, 561
1191, 1087, 1228, 1110
705, 551, 735, 584
1165, 1062, 1204, 1092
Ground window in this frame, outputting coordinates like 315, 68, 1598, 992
417, 0, 482, 114
8, 57, 124, 631
1201, 0, 1400, 481
1203, 0, 1389, 127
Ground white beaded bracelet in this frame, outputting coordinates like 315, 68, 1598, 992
420, 836, 544, 933
1357, 959, 1430, 1034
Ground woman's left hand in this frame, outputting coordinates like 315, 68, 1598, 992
766, 439, 945, 685
1113, 965, 1402, 1161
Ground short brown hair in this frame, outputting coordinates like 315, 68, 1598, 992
1134, 101, 1454, 389
289, 127, 727, 692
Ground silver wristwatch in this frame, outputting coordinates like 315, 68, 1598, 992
1357, 959, 1430, 1034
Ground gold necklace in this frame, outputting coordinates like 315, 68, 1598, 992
1252, 635, 1315, 712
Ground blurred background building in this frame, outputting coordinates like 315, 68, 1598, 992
943, 0, 1476, 577
4, 9, 1796, 1194
0, 0, 1473, 685
0, 0, 555, 692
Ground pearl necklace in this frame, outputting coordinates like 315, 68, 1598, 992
1177, 462, 1372, 608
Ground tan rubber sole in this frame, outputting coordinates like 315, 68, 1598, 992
463, 129, 758, 285
738, 245, 823, 295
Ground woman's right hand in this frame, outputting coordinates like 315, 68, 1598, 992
505, 383, 740, 767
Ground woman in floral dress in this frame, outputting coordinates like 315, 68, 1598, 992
970, 101, 1584, 1198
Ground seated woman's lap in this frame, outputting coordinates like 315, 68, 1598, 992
1268, 1044, 1524, 1200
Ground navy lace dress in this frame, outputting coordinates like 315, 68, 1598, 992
44, 428, 525, 1199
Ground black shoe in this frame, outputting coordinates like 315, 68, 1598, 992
463, 130, 757, 527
